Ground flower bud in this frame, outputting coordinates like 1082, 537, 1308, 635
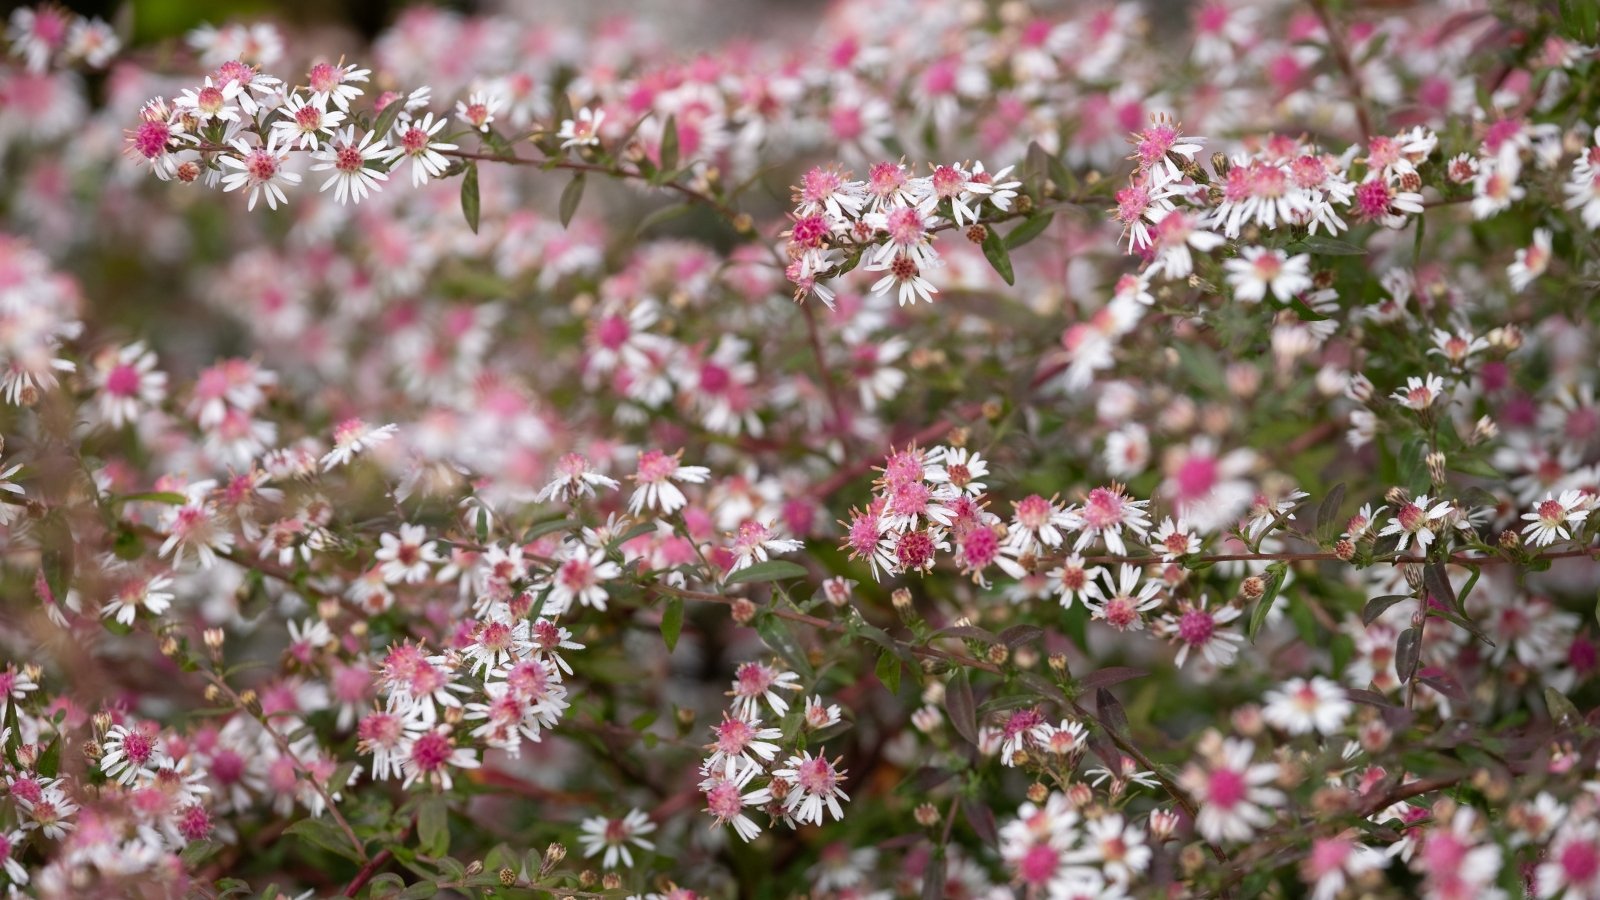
1499, 529, 1520, 550
1334, 539, 1355, 561
1066, 783, 1094, 808
1027, 782, 1049, 804
965, 224, 988, 244
602, 873, 622, 890
499, 868, 516, 887
1240, 575, 1265, 601
730, 597, 757, 624
1149, 809, 1180, 841
541, 843, 567, 875
465, 861, 484, 877
914, 803, 941, 827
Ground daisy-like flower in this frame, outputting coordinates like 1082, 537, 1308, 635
1391, 374, 1446, 411
1508, 227, 1553, 292
309, 126, 389, 205
705, 712, 783, 775
1224, 246, 1313, 303
159, 482, 235, 570
1536, 818, 1600, 900
701, 759, 772, 842
8, 5, 72, 72
91, 341, 166, 429
306, 60, 369, 112
0, 828, 27, 884
543, 545, 621, 614
1067, 813, 1152, 885
1073, 483, 1152, 556
1377, 494, 1454, 553
455, 90, 501, 132
375, 524, 442, 584
0, 666, 38, 719
0, 456, 22, 526
1129, 114, 1205, 189
1429, 328, 1489, 366
1047, 553, 1102, 609
558, 107, 605, 150
1159, 594, 1244, 668
1521, 490, 1591, 547
1085, 563, 1164, 632
1301, 832, 1388, 900
101, 722, 165, 786
399, 725, 479, 791
217, 134, 301, 212
1262, 676, 1352, 736
1004, 493, 1079, 556
998, 707, 1053, 766
803, 694, 843, 730
271, 92, 346, 150
628, 449, 711, 516
729, 661, 802, 718
172, 76, 243, 124
383, 112, 457, 187
726, 520, 804, 574
771, 750, 850, 826
925, 446, 989, 496
578, 808, 656, 869
1179, 734, 1284, 843
319, 418, 397, 470
101, 574, 174, 626
1148, 517, 1200, 561
535, 452, 620, 504
865, 252, 940, 306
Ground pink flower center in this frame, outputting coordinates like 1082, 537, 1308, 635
308, 63, 341, 94
408, 732, 452, 771
1081, 487, 1126, 530
335, 143, 365, 173
1017, 844, 1059, 886
895, 530, 936, 570
105, 363, 141, 396
636, 450, 677, 483
1102, 595, 1140, 630
133, 121, 170, 159
884, 207, 925, 247
705, 781, 744, 819
796, 757, 837, 794
1563, 840, 1600, 883
735, 663, 774, 696
1353, 179, 1394, 220
1015, 494, 1053, 529
1206, 766, 1247, 809
245, 149, 280, 183
1177, 608, 1215, 645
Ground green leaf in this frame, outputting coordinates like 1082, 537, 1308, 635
1247, 564, 1287, 641
725, 559, 808, 585
1288, 235, 1367, 256
113, 491, 188, 506
398, 883, 439, 900
371, 99, 405, 145
634, 202, 694, 237
980, 226, 1015, 286
523, 517, 578, 541
1315, 483, 1347, 540
1095, 687, 1129, 736
460, 161, 480, 233
1004, 212, 1055, 250
1363, 594, 1411, 626
660, 597, 684, 652
37, 733, 60, 778
875, 649, 901, 695
1395, 628, 1421, 683
1546, 686, 1583, 727
418, 795, 449, 857
284, 818, 365, 864
559, 172, 586, 228
658, 114, 679, 172
755, 613, 813, 679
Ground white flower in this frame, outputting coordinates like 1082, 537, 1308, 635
700, 759, 772, 842
217, 134, 302, 212
375, 524, 442, 584
543, 545, 621, 614
173, 76, 243, 124
628, 449, 711, 516
101, 574, 174, 626
271, 92, 347, 150
1521, 490, 1590, 547
101, 723, 166, 786
383, 112, 458, 187
1262, 676, 1352, 736
319, 419, 397, 470
771, 750, 850, 826
578, 808, 656, 868
1180, 736, 1283, 843
1507, 227, 1553, 292
1224, 246, 1313, 303
310, 126, 389, 205
1391, 373, 1446, 411
558, 107, 605, 149
1378, 494, 1454, 554
455, 90, 502, 132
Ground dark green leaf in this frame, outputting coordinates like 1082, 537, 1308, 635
1546, 686, 1582, 726
523, 517, 578, 541
371, 99, 405, 146
634, 202, 694, 236
398, 883, 439, 900
1289, 235, 1366, 256
875, 649, 901, 695
660, 597, 684, 652
460, 161, 480, 233
284, 818, 365, 864
113, 491, 188, 505
418, 795, 449, 857
962, 797, 998, 846
1316, 482, 1347, 540
659, 114, 679, 172
725, 559, 808, 585
559, 172, 586, 228
754, 614, 813, 678
1000, 624, 1044, 649
1004, 212, 1055, 250
1395, 628, 1420, 683
1247, 564, 1287, 641
1095, 687, 1128, 736
1363, 594, 1411, 627
980, 226, 1015, 286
